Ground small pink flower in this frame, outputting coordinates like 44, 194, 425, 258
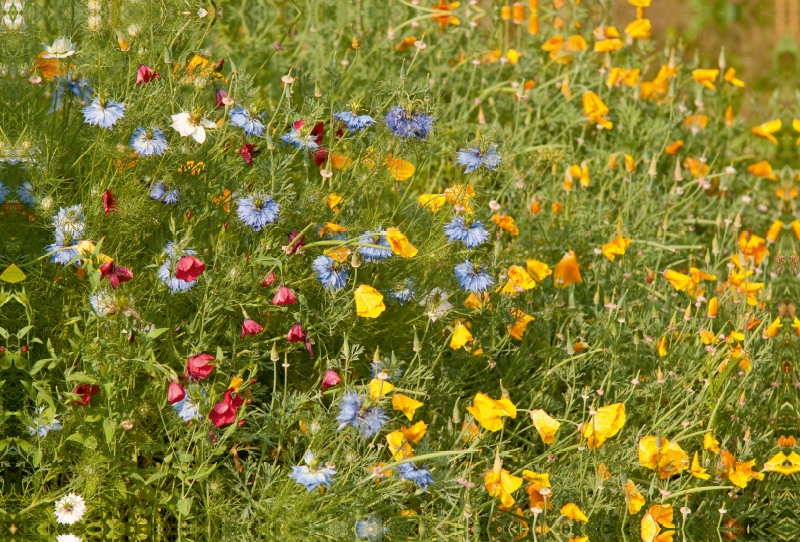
273, 41, 284, 50
175, 256, 205, 282
136, 64, 159, 85
99, 260, 133, 289
185, 353, 215, 380
273, 285, 298, 306
414, 40, 427, 50
321, 369, 341, 389
120, 420, 134, 430
287, 322, 306, 343
103, 189, 117, 214
241, 318, 264, 338
261, 272, 277, 287
167, 381, 186, 404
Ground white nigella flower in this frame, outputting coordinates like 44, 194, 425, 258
43, 37, 76, 59
54, 493, 87, 525
56, 535, 83, 542
171, 112, 216, 143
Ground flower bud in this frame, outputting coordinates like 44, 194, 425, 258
270, 343, 280, 362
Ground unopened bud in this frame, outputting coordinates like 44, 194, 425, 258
453, 398, 461, 423
673, 159, 683, 181
648, 155, 658, 177
270, 343, 280, 362
373, 346, 380, 364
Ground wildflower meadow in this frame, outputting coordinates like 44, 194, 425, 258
1, 0, 797, 540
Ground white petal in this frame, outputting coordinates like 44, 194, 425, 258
200, 118, 217, 128
192, 127, 206, 143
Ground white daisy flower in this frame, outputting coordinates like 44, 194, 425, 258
171, 112, 216, 143
54, 493, 87, 525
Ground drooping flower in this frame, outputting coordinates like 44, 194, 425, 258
174, 255, 205, 283
355, 284, 386, 318
454, 261, 494, 292
241, 318, 264, 337
623, 480, 646, 514
82, 98, 125, 129
171, 112, 216, 144
392, 393, 423, 421
692, 68, 720, 90
71, 384, 99, 406
450, 322, 473, 349
236, 194, 280, 231
229, 105, 266, 137
553, 250, 582, 288
185, 353, 215, 380
286, 322, 307, 343
54, 493, 87, 525
289, 450, 337, 491
167, 381, 185, 404
581, 402, 626, 449
691, 451, 710, 480
334, 110, 375, 130
561, 503, 589, 522
704, 432, 720, 454
209, 388, 244, 427
530, 409, 560, 445
284, 231, 305, 254
398, 462, 433, 491
466, 392, 516, 432
456, 144, 501, 173
130, 126, 168, 156
582, 91, 612, 129
385, 227, 418, 258
273, 285, 298, 306
312, 255, 349, 289
99, 260, 133, 289
321, 369, 341, 389
43, 37, 76, 59
444, 216, 489, 248
385, 106, 435, 140
136, 64, 159, 85
240, 143, 260, 166
336, 392, 388, 438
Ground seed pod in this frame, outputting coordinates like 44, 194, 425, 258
775, 254, 785, 276
791, 254, 800, 276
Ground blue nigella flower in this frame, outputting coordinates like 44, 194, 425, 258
0, 182, 9, 204
149, 182, 179, 205
46, 230, 80, 266
385, 106, 435, 140
334, 111, 375, 131
52, 204, 86, 239
236, 194, 280, 231
82, 98, 126, 129
389, 279, 415, 305
288, 450, 337, 492
371, 361, 404, 381
89, 290, 115, 317
358, 230, 393, 262
398, 462, 433, 491
456, 144, 502, 174
454, 261, 494, 292
336, 392, 388, 438
158, 242, 198, 293
27, 406, 63, 438
356, 514, 386, 542
16, 182, 42, 206
281, 127, 319, 151
444, 216, 490, 249
130, 126, 168, 156
229, 105, 266, 137
50, 72, 93, 113
312, 255, 349, 289
172, 385, 204, 422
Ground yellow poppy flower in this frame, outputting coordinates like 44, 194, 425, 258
738, 231, 770, 264
464, 291, 490, 310
560, 503, 588, 522
752, 119, 781, 145
657, 336, 667, 357
682, 115, 708, 131
601, 234, 631, 262
707, 297, 718, 318
385, 227, 418, 258
450, 322, 473, 349
665, 140, 683, 155
624, 153, 635, 173
526, 259, 552, 281
492, 213, 520, 235
386, 430, 414, 460
326, 193, 343, 211
692, 68, 719, 90
509, 308, 535, 340
662, 269, 692, 292
622, 68, 640, 87
401, 420, 428, 443
766, 220, 783, 242
793, 119, 800, 145
502, 265, 536, 294
466, 392, 517, 432
625, 18, 650, 38
748, 160, 777, 180
764, 316, 782, 338
581, 403, 626, 449
608, 153, 618, 169
582, 91, 613, 129
764, 451, 800, 475
628, 0, 650, 5
418, 193, 446, 212
445, 184, 476, 207
719, 450, 764, 488
594, 38, 623, 52
568, 163, 590, 188
506, 48, 521, 65
355, 285, 386, 318
691, 451, 710, 480
319, 222, 347, 237
530, 409, 560, 444
606, 67, 628, 88
385, 154, 415, 181
392, 393, 424, 421
395, 36, 417, 51
522, 470, 552, 509
638, 436, 688, 478
485, 468, 523, 509
624, 480, 646, 514
553, 250, 582, 289
723, 67, 744, 87
529, 13, 539, 35
793, 317, 800, 337
324, 246, 351, 263
368, 378, 394, 400
530, 197, 543, 214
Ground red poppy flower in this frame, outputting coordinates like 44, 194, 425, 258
175, 256, 205, 282
261, 272, 277, 287
240, 143, 260, 166
102, 189, 117, 214
285, 231, 305, 254
241, 318, 264, 338
273, 285, 298, 306
185, 353, 215, 379
209, 389, 245, 427
287, 322, 306, 343
99, 260, 133, 289
215, 88, 229, 108
167, 381, 185, 404
72, 384, 100, 406
322, 369, 341, 389
136, 64, 159, 85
